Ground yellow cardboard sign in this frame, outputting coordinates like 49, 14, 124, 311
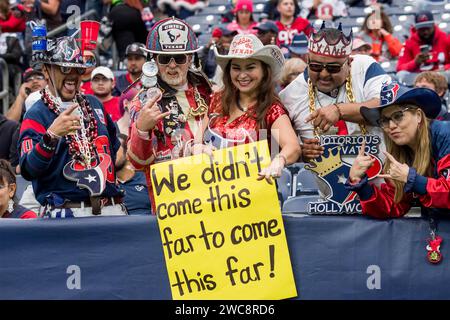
151, 141, 297, 300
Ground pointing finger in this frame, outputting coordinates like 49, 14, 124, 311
305, 111, 318, 123
383, 151, 398, 164
359, 141, 366, 156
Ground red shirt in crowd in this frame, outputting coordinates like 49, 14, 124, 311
276, 17, 313, 46
102, 96, 122, 121
80, 81, 94, 95
0, 12, 26, 33
396, 25, 450, 72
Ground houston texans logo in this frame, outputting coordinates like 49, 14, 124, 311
417, 14, 429, 23
168, 31, 181, 43
63, 154, 112, 196
380, 82, 400, 105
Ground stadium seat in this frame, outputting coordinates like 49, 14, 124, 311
295, 167, 320, 196
198, 5, 227, 16
277, 168, 292, 205
15, 175, 32, 202
282, 195, 322, 214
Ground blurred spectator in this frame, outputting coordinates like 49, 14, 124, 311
397, 10, 450, 86
0, 30, 24, 101
262, 0, 300, 21
351, 37, 372, 56
0, 115, 19, 166
39, 0, 63, 31
226, 0, 258, 35
254, 20, 279, 45
108, 0, 148, 59
347, 0, 391, 6
157, 0, 206, 20
80, 50, 98, 95
0, 0, 26, 32
280, 57, 306, 88
6, 67, 47, 122
414, 71, 449, 119
116, 87, 137, 135
300, 0, 348, 21
0, 159, 37, 219
114, 42, 146, 95
276, 0, 312, 46
287, 32, 308, 61
199, 27, 237, 80
116, 133, 151, 215
359, 6, 402, 62
91, 66, 122, 121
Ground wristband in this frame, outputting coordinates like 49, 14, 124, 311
275, 154, 287, 166
333, 103, 343, 120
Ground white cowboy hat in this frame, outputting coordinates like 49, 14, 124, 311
214, 34, 285, 79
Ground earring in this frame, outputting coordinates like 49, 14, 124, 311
8, 198, 14, 213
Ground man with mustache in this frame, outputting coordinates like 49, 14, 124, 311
18, 36, 126, 218
127, 17, 212, 214
280, 23, 391, 163
114, 42, 147, 95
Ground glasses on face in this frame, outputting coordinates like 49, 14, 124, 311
26, 75, 45, 82
308, 60, 348, 74
378, 108, 411, 129
156, 54, 188, 65
59, 66, 86, 75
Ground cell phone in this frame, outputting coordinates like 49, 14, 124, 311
420, 45, 430, 54
25, 87, 31, 96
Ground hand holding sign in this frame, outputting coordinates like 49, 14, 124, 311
349, 141, 375, 183
377, 151, 409, 183
136, 90, 170, 132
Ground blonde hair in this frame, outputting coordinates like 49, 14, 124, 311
280, 58, 306, 87
414, 71, 448, 97
383, 106, 433, 203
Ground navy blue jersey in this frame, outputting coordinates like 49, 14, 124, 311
121, 171, 152, 215
18, 94, 122, 206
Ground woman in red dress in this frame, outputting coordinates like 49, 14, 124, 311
194, 34, 301, 182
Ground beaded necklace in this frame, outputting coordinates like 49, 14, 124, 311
41, 88, 99, 168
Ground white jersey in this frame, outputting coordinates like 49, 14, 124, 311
280, 54, 391, 141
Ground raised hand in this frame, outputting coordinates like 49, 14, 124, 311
135, 91, 170, 132
47, 104, 82, 137
377, 151, 409, 183
349, 141, 375, 183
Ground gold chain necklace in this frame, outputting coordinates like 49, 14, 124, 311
308, 75, 367, 137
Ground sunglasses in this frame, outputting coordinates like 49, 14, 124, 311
26, 75, 45, 82
308, 60, 348, 74
59, 66, 86, 75
156, 54, 188, 65
378, 107, 412, 129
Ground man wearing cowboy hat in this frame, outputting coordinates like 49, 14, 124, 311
127, 17, 212, 214
18, 36, 126, 218
280, 23, 391, 163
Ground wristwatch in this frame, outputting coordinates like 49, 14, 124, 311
42, 132, 59, 150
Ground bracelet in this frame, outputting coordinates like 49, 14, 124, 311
47, 129, 61, 140
333, 103, 343, 120
275, 154, 287, 166
136, 126, 151, 140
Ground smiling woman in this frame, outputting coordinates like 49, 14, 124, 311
193, 34, 301, 183
346, 82, 450, 219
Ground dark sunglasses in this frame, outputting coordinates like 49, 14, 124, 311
156, 54, 188, 65
26, 75, 45, 82
378, 107, 412, 129
59, 66, 86, 75
308, 60, 348, 74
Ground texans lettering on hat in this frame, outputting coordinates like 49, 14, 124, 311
230, 36, 255, 55
308, 22, 352, 58
158, 20, 188, 51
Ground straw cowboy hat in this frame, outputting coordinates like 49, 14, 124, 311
214, 34, 285, 79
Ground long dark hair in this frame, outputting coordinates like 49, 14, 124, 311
362, 9, 394, 35
221, 60, 280, 129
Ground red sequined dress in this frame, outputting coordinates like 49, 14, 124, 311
204, 92, 288, 149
